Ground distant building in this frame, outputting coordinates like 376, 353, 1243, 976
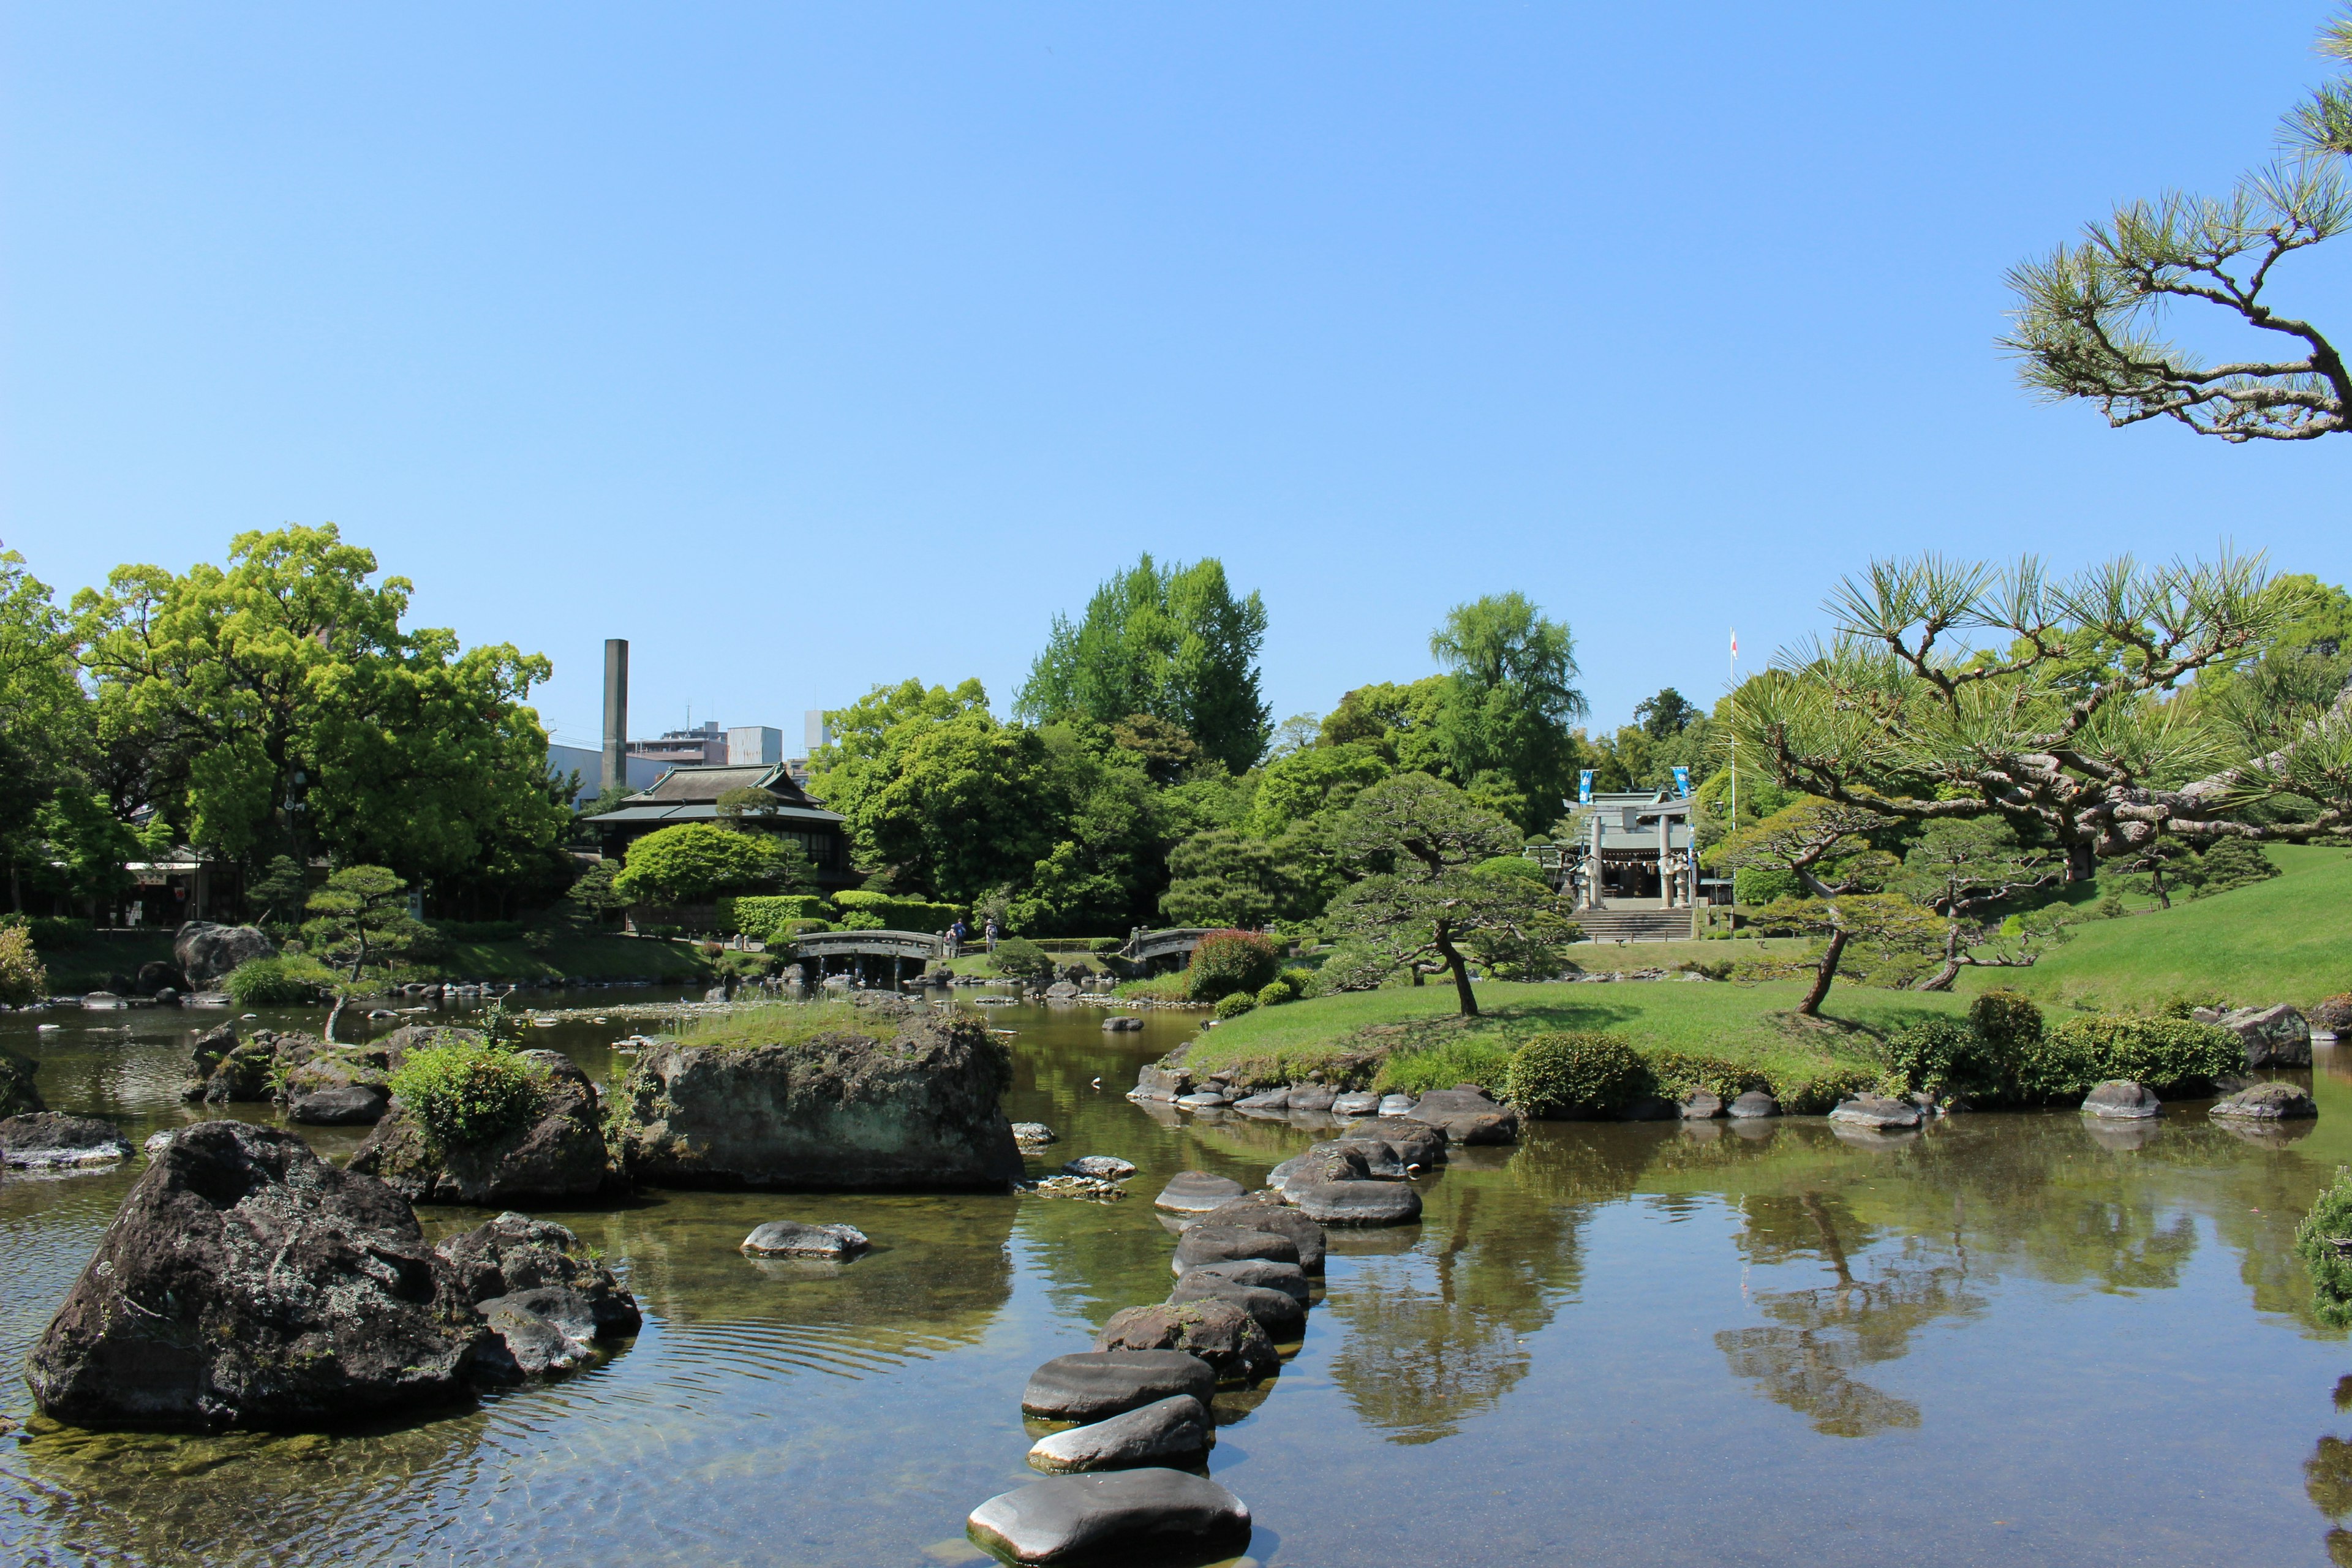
1526, 789, 1729, 910
726, 726, 782, 766
586, 763, 855, 889
548, 744, 665, 805
631, 721, 727, 767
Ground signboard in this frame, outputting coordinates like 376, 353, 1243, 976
1578, 770, 1593, 805
1672, 766, 1691, 798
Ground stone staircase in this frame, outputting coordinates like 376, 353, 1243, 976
1573, 907, 1695, 944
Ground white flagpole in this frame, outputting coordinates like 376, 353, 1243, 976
1728, 628, 1738, 827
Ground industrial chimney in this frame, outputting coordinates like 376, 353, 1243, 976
601, 639, 629, 794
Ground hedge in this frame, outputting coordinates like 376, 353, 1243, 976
721, 895, 835, 940
830, 891, 969, 930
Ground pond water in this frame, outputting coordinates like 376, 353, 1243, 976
4, 990, 2351, 1567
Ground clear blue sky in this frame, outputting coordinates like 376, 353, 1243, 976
6, 3, 2348, 752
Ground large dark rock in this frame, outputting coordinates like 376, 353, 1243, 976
135, 960, 188, 996
1272, 1148, 1373, 1199
279, 1042, 401, 1125
1167, 1275, 1305, 1337
1095, 1302, 1276, 1383
1405, 1086, 1520, 1144
0, 1113, 134, 1169
0, 1047, 43, 1118
292, 1083, 392, 1125
471, 1287, 600, 1381
968, 1468, 1250, 1566
1340, 1116, 1447, 1167
742, 1220, 870, 1259
1286, 1084, 1337, 1112
435, 1211, 640, 1339
1828, 1094, 1922, 1131
1171, 1224, 1300, 1274
1181, 1259, 1310, 1303
614, 1011, 1022, 1190
2082, 1080, 2160, 1120
349, 1049, 612, 1205
185, 1027, 328, 1104
1027, 1393, 1212, 1474
1308, 1137, 1408, 1178
2211, 1082, 2318, 1121
1152, 1170, 1245, 1213
171, 921, 277, 985
1193, 1199, 1326, 1273
2212, 1005, 2313, 1069
1130, 1065, 1191, 1102
1289, 1181, 1423, 1227
25, 1121, 480, 1430
1021, 1351, 1216, 1422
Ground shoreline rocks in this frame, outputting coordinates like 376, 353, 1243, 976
1827, 1094, 1922, 1131
2082, 1080, 2160, 1120
2211, 1082, 2318, 1121
0, 1112, 132, 1169
2201, 1004, 2313, 1069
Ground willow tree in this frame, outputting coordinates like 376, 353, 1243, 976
2003, 13, 2352, 442
1730, 554, 2350, 883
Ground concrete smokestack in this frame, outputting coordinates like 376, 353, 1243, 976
601, 639, 629, 794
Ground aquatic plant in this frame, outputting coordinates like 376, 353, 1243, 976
1503, 1031, 1650, 1117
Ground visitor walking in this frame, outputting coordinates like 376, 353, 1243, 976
984, 917, 998, 954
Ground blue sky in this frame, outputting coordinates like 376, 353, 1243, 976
6, 2, 2348, 752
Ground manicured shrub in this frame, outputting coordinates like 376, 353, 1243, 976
614, 823, 801, 905
1969, 989, 2045, 1058
1214, 990, 1257, 1020
1649, 1049, 1763, 1101
993, 937, 1055, 983
0, 924, 48, 1006
830, 891, 969, 931
2297, 1167, 2352, 1329
1186, 930, 1281, 1003
720, 894, 835, 940
1254, 980, 1295, 1008
2011, 1014, 2242, 1101
388, 1042, 541, 1149
1881, 1018, 2005, 1098
223, 955, 336, 1006
2313, 994, 2352, 1033
1504, 1032, 1651, 1118
838, 912, 886, 931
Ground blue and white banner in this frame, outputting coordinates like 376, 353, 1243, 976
1578, 770, 1593, 805
1672, 765, 1691, 798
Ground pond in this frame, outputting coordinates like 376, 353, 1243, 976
3, 989, 2350, 1567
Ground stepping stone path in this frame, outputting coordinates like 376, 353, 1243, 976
1025, 1393, 1211, 1474
1180, 1259, 1310, 1303
1290, 1181, 1424, 1226
1153, 1170, 1245, 1213
1061, 1156, 1137, 1180
1020, 1351, 1216, 1422
967, 1468, 1250, 1565
2082, 1080, 2160, 1120
1404, 1086, 1520, 1144
1171, 1225, 1300, 1275
1194, 1200, 1326, 1272
2211, 1082, 2318, 1120
1168, 1275, 1305, 1336
1340, 1117, 1448, 1168
740, 1221, 870, 1259
1095, 1302, 1276, 1382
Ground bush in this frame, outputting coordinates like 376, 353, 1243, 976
1969, 989, 2045, 1060
831, 891, 968, 931
838, 912, 886, 931
223, 955, 337, 1005
2158, 988, 2233, 1019
21, 916, 90, 949
387, 1041, 541, 1148
2313, 994, 2352, 1033
1504, 1032, 1651, 1118
0, 924, 47, 1006
1254, 980, 1295, 1008
1882, 1018, 2005, 1098
2025, 1014, 2243, 1101
1649, 1049, 1763, 1101
1215, 990, 1257, 1020
993, 937, 1055, 983
1186, 930, 1281, 1003
722, 894, 835, 941
2297, 1167, 2352, 1329
1376, 1036, 1517, 1097
614, 823, 801, 905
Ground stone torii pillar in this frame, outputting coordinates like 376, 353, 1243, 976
1657, 811, 1674, 907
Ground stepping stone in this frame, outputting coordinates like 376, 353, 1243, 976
1025, 1394, 1212, 1474
2210, 1082, 2318, 1121
1172, 1225, 1300, 1275
1020, 1351, 1216, 1422
1193, 1200, 1327, 1272
1153, 1170, 1245, 1213
1726, 1091, 1780, 1119
967, 1468, 1250, 1566
1168, 1275, 1305, 1337
1289, 1181, 1423, 1227
1061, 1155, 1137, 1181
1231, 1088, 1289, 1110
2081, 1080, 2160, 1120
1330, 1092, 1379, 1115
1286, 1085, 1336, 1112
1095, 1302, 1277, 1383
1306, 1137, 1406, 1178
1340, 1116, 1448, 1167
1181, 1259, 1309, 1303
1012, 1122, 1059, 1145
1828, 1094, 1921, 1131
1377, 1094, 1417, 1116
741, 1221, 870, 1259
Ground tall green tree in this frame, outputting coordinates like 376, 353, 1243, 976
0, 551, 94, 911
1428, 593, 1588, 834
1016, 555, 1271, 772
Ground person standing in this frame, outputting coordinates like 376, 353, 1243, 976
984, 916, 998, 954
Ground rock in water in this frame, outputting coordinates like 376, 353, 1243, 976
280, 1044, 401, 1126
1286, 1085, 1336, 1112
1011, 1122, 1059, 1147
1231, 1088, 1289, 1110
349, 1049, 611, 1204
1129, 1065, 1190, 1102
171, 921, 277, 985
1340, 1116, 1448, 1167
1330, 1091, 1379, 1116
2215, 1005, 2313, 1069
472, 1287, 601, 1381
1167, 1275, 1305, 1337
2211, 1082, 2318, 1121
1727, 1090, 1780, 1119
1171, 1225, 1301, 1275
1828, 1094, 1923, 1131
0, 1114, 135, 1169
1681, 1091, 1726, 1118
741, 1220, 870, 1259
1306, 1137, 1408, 1178
436, 1212, 640, 1339
967, 1468, 1250, 1566
2082, 1080, 2160, 1120
26, 1121, 478, 1430
1289, 1181, 1423, 1227
1180, 1259, 1310, 1303
1094, 1302, 1276, 1383
1020, 1351, 1216, 1422
0, 1047, 41, 1117
614, 1011, 1022, 1190
1404, 1085, 1519, 1144
1027, 1395, 1212, 1474
1192, 1200, 1327, 1272
1152, 1170, 1245, 1213
1061, 1155, 1136, 1181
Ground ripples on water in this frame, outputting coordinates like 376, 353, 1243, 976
4, 993, 2352, 1564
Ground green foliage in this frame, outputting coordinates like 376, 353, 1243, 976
829, 890, 968, 931
1186, 929, 1281, 1002
1254, 979, 1297, 1008
224, 954, 337, 1005
1016, 553, 1272, 773
1215, 989, 1257, 1019
2157, 987, 2233, 1019
992, 936, 1055, 983
1969, 987, 2045, 1057
1880, 1018, 2001, 1098
2019, 1014, 2242, 1101
1248, 744, 1392, 838
1648, 1050, 1763, 1100
1115, 970, 1191, 1001
1427, 593, 1588, 835
246, 855, 311, 927
1477, 854, 1550, 883
387, 1041, 541, 1150
0, 924, 48, 1006
721, 894, 835, 941
1373, 1036, 1517, 1096
1503, 1031, 1651, 1117
301, 864, 428, 979
2296, 1168, 2352, 1330
613, 823, 805, 905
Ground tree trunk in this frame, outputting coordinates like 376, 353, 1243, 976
2065, 841, 2097, 883
1432, 925, 1480, 1018
323, 992, 347, 1044
1797, 927, 1849, 1017
1913, 924, 1963, 993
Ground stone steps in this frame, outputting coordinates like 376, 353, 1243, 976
1574, 908, 1695, 943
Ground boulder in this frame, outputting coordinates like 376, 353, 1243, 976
1045, 981, 1080, 1000
1232, 1088, 1289, 1110
1175, 1091, 1229, 1109
1340, 1116, 1447, 1167
1330, 1091, 1379, 1116
171, 921, 277, 986
25, 1121, 480, 1430
967, 1469, 1250, 1566
1286, 1085, 1336, 1112
1172, 1224, 1302, 1275
1192, 1200, 1327, 1273
349, 1049, 612, 1205
1095, 1301, 1276, 1382
1727, 1090, 1781, 1119
0, 1047, 42, 1117
1828, 1095, 1923, 1131
1100, 1017, 1144, 1033
1153, 1170, 1245, 1213
1289, 1181, 1423, 1227
1027, 1394, 1212, 1474
81, 990, 127, 1011
135, 960, 188, 996
1307, 1137, 1408, 1178
613, 1011, 1022, 1191
1681, 1091, 1725, 1119
1167, 1275, 1305, 1337
742, 1220, 870, 1259
2210, 1082, 2318, 1121
1377, 1094, 1417, 1116
1131, 1065, 1191, 1101
1062, 1156, 1137, 1181
2214, 1005, 2313, 1069
0, 1113, 134, 1168
435, 1212, 639, 1338
1272, 1148, 1373, 1199
1405, 1086, 1519, 1144
1012, 1122, 1060, 1147
470, 1287, 601, 1381
1182, 1258, 1310, 1303
2082, 1080, 2161, 1120
1021, 1351, 1216, 1422
289, 1082, 392, 1126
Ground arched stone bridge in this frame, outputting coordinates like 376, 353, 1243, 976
1117, 927, 1216, 968
790, 929, 944, 964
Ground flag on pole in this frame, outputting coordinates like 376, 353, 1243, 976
1729, 628, 1738, 660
